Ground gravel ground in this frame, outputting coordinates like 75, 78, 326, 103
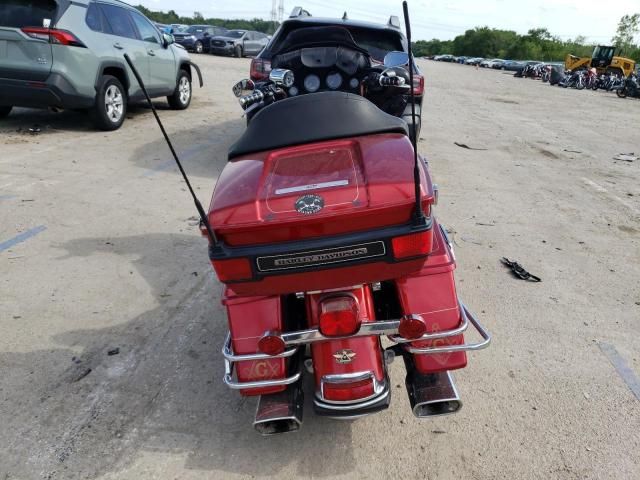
1, 56, 639, 480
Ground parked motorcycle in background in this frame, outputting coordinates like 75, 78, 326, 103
616, 73, 640, 98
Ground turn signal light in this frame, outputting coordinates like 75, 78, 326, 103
391, 230, 431, 259
319, 296, 360, 336
323, 378, 375, 401
211, 258, 252, 282
257, 332, 286, 356
412, 74, 425, 95
398, 315, 427, 340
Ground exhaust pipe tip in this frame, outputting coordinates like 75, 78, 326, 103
253, 383, 303, 435
405, 369, 462, 418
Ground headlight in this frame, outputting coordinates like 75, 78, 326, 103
227, 41, 234, 45
303, 74, 320, 93
326, 72, 342, 90
190, 35, 197, 40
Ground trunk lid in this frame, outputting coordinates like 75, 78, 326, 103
0, 0, 59, 81
209, 133, 433, 246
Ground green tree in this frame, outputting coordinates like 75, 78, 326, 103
612, 13, 640, 56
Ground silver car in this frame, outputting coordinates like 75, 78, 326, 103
0, 0, 198, 130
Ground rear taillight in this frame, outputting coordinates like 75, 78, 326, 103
391, 230, 431, 259
250, 58, 271, 81
323, 378, 375, 401
21, 27, 86, 47
412, 74, 424, 95
319, 296, 360, 337
211, 258, 253, 282
257, 331, 286, 356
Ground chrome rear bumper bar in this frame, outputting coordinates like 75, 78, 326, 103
221, 302, 490, 390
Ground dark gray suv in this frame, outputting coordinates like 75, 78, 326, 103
209, 30, 269, 58
0, 0, 198, 130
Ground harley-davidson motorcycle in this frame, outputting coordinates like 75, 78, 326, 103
125, 1, 490, 435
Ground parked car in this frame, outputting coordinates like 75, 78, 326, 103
172, 25, 228, 54
248, 11, 424, 139
502, 60, 524, 71
209, 30, 269, 58
480, 58, 503, 68
490, 59, 505, 69
0, 0, 199, 130
465, 57, 484, 65
170, 24, 189, 33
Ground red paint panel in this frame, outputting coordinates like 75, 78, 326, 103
306, 286, 385, 401
396, 222, 467, 373
224, 290, 286, 396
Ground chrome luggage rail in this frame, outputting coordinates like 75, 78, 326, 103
220, 302, 491, 390
222, 333, 301, 390
400, 303, 491, 355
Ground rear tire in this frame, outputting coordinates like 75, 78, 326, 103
234, 45, 242, 58
167, 70, 192, 110
91, 75, 126, 131
0, 106, 12, 118
616, 87, 627, 98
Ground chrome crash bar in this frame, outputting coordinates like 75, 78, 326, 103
221, 302, 490, 390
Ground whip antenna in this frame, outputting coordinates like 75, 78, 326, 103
123, 54, 217, 245
402, 1, 425, 226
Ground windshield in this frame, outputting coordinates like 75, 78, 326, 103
268, 24, 404, 62
0, 0, 58, 28
226, 30, 246, 38
186, 26, 206, 34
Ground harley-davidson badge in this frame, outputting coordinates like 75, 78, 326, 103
295, 194, 324, 215
333, 349, 357, 364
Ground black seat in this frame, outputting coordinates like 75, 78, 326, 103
228, 91, 409, 159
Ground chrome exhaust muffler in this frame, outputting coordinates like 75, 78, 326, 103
253, 382, 303, 435
404, 361, 462, 418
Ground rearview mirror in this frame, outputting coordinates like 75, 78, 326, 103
162, 33, 174, 48
383, 51, 409, 68
232, 79, 255, 97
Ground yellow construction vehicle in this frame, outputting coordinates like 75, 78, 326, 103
565, 45, 636, 77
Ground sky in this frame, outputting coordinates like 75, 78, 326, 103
137, 0, 639, 43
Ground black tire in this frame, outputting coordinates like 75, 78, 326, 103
0, 106, 12, 118
90, 75, 126, 131
167, 70, 192, 110
194, 41, 203, 54
616, 87, 627, 98
234, 45, 242, 58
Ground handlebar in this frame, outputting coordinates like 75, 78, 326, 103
238, 90, 265, 108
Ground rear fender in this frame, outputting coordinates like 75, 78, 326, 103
305, 285, 386, 402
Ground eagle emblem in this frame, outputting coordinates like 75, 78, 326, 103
333, 349, 357, 364
295, 194, 324, 215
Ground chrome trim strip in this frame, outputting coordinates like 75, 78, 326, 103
275, 179, 349, 195
318, 371, 386, 405
223, 357, 301, 390
314, 388, 390, 411
222, 332, 298, 361
404, 303, 491, 354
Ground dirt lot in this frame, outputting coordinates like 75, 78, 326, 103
1, 56, 639, 480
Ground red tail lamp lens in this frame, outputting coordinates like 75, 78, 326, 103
323, 378, 375, 401
257, 332, 286, 356
412, 74, 425, 95
391, 230, 431, 259
21, 27, 85, 47
319, 296, 360, 337
398, 315, 427, 340
211, 258, 252, 282
250, 58, 271, 81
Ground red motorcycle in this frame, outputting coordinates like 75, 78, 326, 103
205, 8, 490, 434
125, 2, 490, 436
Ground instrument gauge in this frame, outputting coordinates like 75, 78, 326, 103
349, 77, 359, 89
288, 86, 299, 96
326, 72, 342, 90
303, 74, 321, 93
